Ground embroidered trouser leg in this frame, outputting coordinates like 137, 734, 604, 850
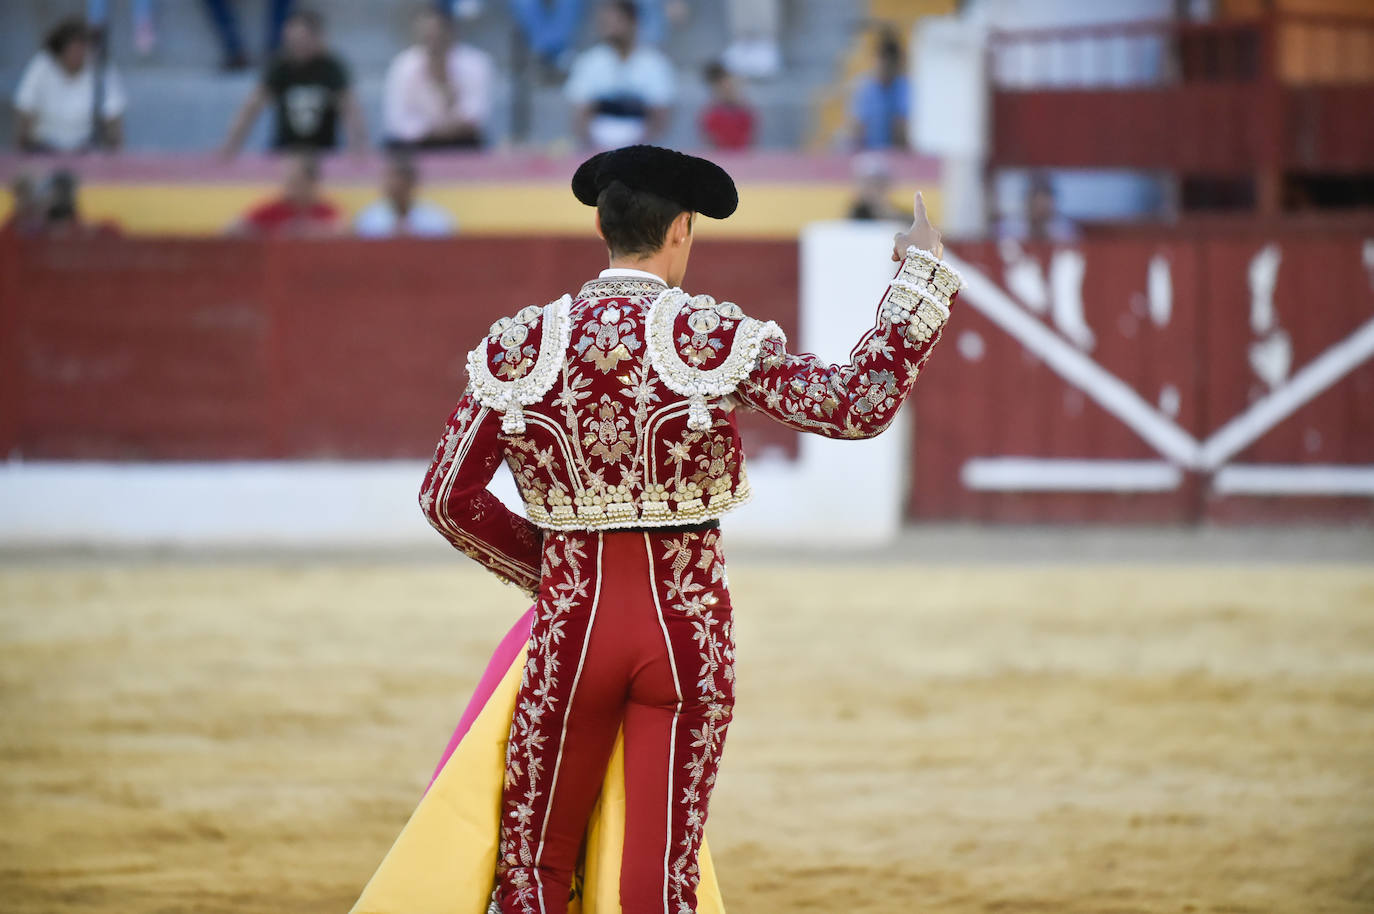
495, 529, 735, 914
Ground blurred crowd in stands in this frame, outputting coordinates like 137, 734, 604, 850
8, 3, 1368, 244
11, 1, 912, 156
3, 149, 460, 239
6, 1, 932, 237
229, 150, 459, 238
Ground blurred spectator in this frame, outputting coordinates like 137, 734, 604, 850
446, 1, 484, 19
699, 61, 755, 151
2, 175, 47, 237
847, 152, 905, 221
566, 1, 675, 149
86, 0, 157, 56
850, 28, 909, 151
511, 0, 582, 72
512, 0, 684, 73
383, 8, 493, 151
221, 9, 365, 158
232, 153, 341, 237
634, 0, 690, 47
9, 169, 121, 237
721, 0, 781, 80
201, 0, 296, 71
996, 173, 1081, 243
13, 18, 126, 153
354, 153, 456, 238
42, 170, 84, 234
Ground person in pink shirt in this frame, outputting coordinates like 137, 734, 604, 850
382, 6, 493, 151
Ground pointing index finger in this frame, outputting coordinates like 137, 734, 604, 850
914, 191, 929, 224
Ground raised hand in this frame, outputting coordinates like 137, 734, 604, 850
892, 191, 943, 262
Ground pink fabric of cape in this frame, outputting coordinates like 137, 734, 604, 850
427, 606, 535, 791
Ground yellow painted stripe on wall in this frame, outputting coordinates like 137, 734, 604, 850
3, 181, 941, 239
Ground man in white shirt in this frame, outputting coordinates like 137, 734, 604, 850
354, 152, 456, 238
565, 1, 676, 150
382, 7, 493, 150
13, 18, 125, 153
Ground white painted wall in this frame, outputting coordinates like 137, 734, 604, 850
727, 220, 911, 547
912, 16, 989, 237
0, 460, 438, 548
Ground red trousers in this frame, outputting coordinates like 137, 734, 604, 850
494, 527, 735, 914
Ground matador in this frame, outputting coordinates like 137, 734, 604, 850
351, 145, 961, 914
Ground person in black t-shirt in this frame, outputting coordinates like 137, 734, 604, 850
220, 8, 365, 157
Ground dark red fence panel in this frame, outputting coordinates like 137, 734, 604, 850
0, 237, 21, 456
910, 231, 1374, 523
910, 239, 1206, 523
991, 86, 1272, 173
1285, 87, 1374, 172
0, 236, 801, 463
988, 15, 1374, 175
2, 238, 272, 459
262, 237, 605, 459
3, 232, 1368, 524
1197, 232, 1374, 521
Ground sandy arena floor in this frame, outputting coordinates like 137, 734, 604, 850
2, 559, 1372, 913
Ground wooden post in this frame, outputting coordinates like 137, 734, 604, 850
1256, 9, 1285, 218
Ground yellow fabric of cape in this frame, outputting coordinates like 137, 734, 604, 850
351, 645, 725, 914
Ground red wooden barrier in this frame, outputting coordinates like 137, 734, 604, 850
988, 15, 1374, 176
4, 240, 271, 459
0, 236, 800, 462
2, 232, 1370, 524
910, 231, 1374, 523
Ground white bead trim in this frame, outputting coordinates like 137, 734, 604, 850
889, 278, 952, 321
525, 478, 754, 530
882, 247, 960, 347
645, 288, 787, 431
466, 295, 573, 434
903, 246, 964, 295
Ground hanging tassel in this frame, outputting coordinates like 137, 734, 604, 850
501, 402, 526, 435
687, 393, 712, 431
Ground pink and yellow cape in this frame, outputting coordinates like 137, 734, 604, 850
350, 607, 727, 914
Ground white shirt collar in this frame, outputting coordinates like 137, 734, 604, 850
599, 266, 667, 285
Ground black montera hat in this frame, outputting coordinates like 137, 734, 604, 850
571, 145, 739, 219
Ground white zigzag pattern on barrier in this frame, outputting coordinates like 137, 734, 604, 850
943, 251, 1374, 472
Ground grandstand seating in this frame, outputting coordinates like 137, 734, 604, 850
0, 0, 865, 151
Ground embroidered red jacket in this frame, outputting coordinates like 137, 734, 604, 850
418, 247, 961, 594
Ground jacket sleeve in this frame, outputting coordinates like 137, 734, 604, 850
419, 388, 543, 596
735, 246, 960, 439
